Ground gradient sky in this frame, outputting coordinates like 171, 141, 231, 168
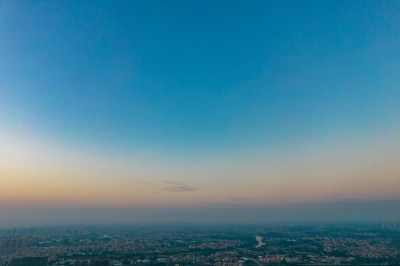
1, 0, 400, 225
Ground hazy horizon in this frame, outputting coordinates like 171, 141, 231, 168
1, 199, 399, 228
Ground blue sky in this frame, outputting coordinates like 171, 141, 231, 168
2, 0, 399, 153
0, 1, 400, 223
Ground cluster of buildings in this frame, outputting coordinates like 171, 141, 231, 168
0, 225, 399, 265
322, 237, 399, 260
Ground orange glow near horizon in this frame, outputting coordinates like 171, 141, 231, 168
1, 129, 399, 208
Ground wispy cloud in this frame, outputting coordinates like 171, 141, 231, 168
161, 180, 197, 192
127, 177, 196, 192
162, 184, 196, 192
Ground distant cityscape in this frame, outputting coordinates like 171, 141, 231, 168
1, 223, 399, 265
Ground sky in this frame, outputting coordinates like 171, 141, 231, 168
0, 0, 400, 226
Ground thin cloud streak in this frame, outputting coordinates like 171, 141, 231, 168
128, 177, 197, 193
162, 185, 196, 192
